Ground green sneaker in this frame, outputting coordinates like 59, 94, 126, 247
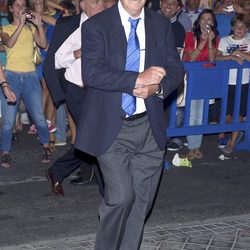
172, 153, 192, 168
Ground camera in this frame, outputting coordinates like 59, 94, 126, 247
206, 24, 211, 33
24, 10, 34, 19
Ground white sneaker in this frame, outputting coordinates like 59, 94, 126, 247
172, 153, 192, 168
55, 141, 67, 147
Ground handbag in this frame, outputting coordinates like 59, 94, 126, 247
33, 45, 43, 66
27, 25, 43, 66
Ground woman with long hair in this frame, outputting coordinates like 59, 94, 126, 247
0, 0, 50, 168
182, 9, 219, 160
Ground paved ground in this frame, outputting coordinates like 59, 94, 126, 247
1, 126, 250, 250
2, 215, 250, 250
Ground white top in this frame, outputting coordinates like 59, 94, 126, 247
118, 0, 146, 114
55, 12, 88, 87
218, 35, 250, 85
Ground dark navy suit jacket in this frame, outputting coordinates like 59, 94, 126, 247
75, 5, 184, 157
43, 14, 81, 107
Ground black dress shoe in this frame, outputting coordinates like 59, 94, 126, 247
45, 169, 64, 196
70, 177, 90, 186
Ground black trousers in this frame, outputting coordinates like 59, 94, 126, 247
50, 78, 104, 196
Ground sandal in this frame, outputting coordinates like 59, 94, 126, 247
222, 145, 234, 155
194, 148, 203, 159
42, 147, 52, 164
186, 149, 196, 160
49, 141, 55, 152
1, 153, 11, 168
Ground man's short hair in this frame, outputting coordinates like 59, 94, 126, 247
161, 0, 183, 7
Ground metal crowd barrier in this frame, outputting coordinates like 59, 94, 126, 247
167, 61, 250, 152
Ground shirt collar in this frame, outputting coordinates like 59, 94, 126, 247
80, 12, 89, 27
170, 15, 177, 23
118, 0, 144, 27
184, 6, 200, 14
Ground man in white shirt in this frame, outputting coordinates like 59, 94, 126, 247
43, 0, 106, 196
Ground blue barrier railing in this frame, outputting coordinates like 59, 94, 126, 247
167, 61, 250, 152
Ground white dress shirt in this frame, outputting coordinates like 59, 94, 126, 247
55, 13, 88, 87
118, 1, 146, 115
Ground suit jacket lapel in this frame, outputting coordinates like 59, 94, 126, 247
144, 9, 156, 69
110, 5, 127, 70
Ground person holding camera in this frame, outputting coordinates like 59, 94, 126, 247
0, 0, 50, 168
182, 9, 219, 160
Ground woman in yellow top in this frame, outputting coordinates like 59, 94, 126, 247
0, 0, 50, 168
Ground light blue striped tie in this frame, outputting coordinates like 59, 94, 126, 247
122, 17, 141, 116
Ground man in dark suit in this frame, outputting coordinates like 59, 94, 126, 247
43, 0, 105, 196
75, 0, 184, 249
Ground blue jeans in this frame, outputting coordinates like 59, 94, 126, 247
0, 70, 49, 152
186, 100, 203, 150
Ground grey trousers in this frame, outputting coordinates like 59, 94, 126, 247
95, 115, 165, 250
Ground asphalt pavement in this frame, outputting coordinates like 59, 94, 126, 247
1, 126, 250, 250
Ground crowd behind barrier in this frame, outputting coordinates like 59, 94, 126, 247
167, 60, 250, 152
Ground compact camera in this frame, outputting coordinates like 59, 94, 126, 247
24, 10, 34, 19
206, 24, 211, 33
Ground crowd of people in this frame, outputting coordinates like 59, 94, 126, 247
160, 0, 250, 160
0, 0, 249, 249
0, 0, 249, 168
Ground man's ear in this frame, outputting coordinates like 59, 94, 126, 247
79, 0, 85, 12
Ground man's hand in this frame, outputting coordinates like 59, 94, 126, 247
73, 49, 81, 59
133, 84, 159, 99
135, 66, 166, 88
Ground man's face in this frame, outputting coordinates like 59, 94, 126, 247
80, 0, 105, 17
186, 0, 200, 10
120, 0, 146, 18
160, 0, 180, 18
